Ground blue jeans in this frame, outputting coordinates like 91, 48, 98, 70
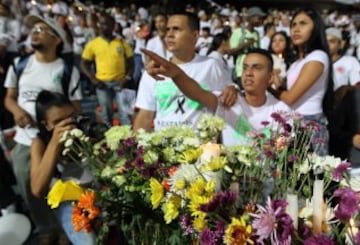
54, 201, 96, 245
132, 53, 144, 85
96, 81, 131, 127
304, 113, 329, 156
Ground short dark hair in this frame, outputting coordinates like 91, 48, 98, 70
246, 48, 274, 71
170, 11, 199, 31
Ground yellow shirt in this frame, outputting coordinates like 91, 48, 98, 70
82, 36, 134, 81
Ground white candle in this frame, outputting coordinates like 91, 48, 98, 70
286, 193, 298, 230
200, 143, 221, 163
312, 179, 324, 234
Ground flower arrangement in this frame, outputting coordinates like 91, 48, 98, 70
60, 113, 360, 244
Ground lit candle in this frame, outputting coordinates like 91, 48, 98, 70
312, 179, 324, 234
200, 143, 221, 163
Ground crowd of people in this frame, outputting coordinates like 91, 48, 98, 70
0, 0, 360, 244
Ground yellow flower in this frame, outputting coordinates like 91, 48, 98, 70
193, 213, 207, 232
163, 195, 181, 224
47, 180, 84, 209
149, 178, 164, 209
188, 195, 212, 217
174, 179, 186, 191
205, 180, 215, 193
186, 178, 206, 198
200, 156, 227, 172
179, 148, 202, 163
225, 216, 253, 245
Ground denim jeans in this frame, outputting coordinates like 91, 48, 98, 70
96, 81, 131, 127
303, 113, 329, 156
54, 201, 96, 245
132, 53, 144, 85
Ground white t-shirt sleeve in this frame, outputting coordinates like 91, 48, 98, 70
207, 60, 232, 90
68, 66, 82, 101
4, 65, 17, 88
305, 50, 329, 67
135, 71, 157, 111
349, 57, 360, 85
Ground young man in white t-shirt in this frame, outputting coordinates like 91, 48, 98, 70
142, 48, 291, 146
4, 15, 82, 242
134, 12, 235, 132
326, 27, 360, 90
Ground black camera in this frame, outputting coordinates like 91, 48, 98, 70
73, 113, 108, 140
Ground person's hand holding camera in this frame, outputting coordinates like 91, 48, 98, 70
50, 117, 76, 147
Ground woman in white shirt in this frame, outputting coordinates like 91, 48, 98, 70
269, 8, 334, 156
269, 31, 296, 89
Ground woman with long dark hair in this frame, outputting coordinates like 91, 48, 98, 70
268, 31, 296, 89
269, 8, 334, 155
207, 33, 230, 68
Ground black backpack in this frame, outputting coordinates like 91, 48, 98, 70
12, 54, 79, 97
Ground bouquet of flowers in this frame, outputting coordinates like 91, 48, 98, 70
60, 114, 225, 244
60, 112, 360, 245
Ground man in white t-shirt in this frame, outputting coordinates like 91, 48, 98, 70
134, 12, 234, 132
145, 13, 171, 63
326, 27, 360, 90
142, 48, 291, 146
4, 15, 82, 242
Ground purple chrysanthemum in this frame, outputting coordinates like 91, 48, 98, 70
334, 187, 360, 221
288, 155, 299, 163
180, 215, 195, 236
261, 121, 270, 126
117, 149, 125, 157
123, 137, 136, 147
332, 162, 351, 181
135, 146, 144, 156
304, 121, 321, 132
134, 157, 144, 168
283, 123, 292, 132
124, 159, 132, 169
214, 220, 225, 239
200, 228, 217, 245
251, 198, 294, 245
199, 191, 236, 212
304, 234, 334, 245
271, 112, 286, 125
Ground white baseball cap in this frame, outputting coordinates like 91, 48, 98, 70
326, 27, 342, 40
25, 14, 67, 45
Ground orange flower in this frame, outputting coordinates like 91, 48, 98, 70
116, 167, 126, 174
72, 205, 92, 233
162, 178, 170, 191
168, 166, 178, 176
72, 191, 101, 233
77, 191, 100, 219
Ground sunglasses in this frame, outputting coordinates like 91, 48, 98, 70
31, 26, 58, 37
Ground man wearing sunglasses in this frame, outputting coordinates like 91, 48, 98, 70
4, 15, 82, 245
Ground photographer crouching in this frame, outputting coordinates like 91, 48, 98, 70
30, 90, 101, 244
